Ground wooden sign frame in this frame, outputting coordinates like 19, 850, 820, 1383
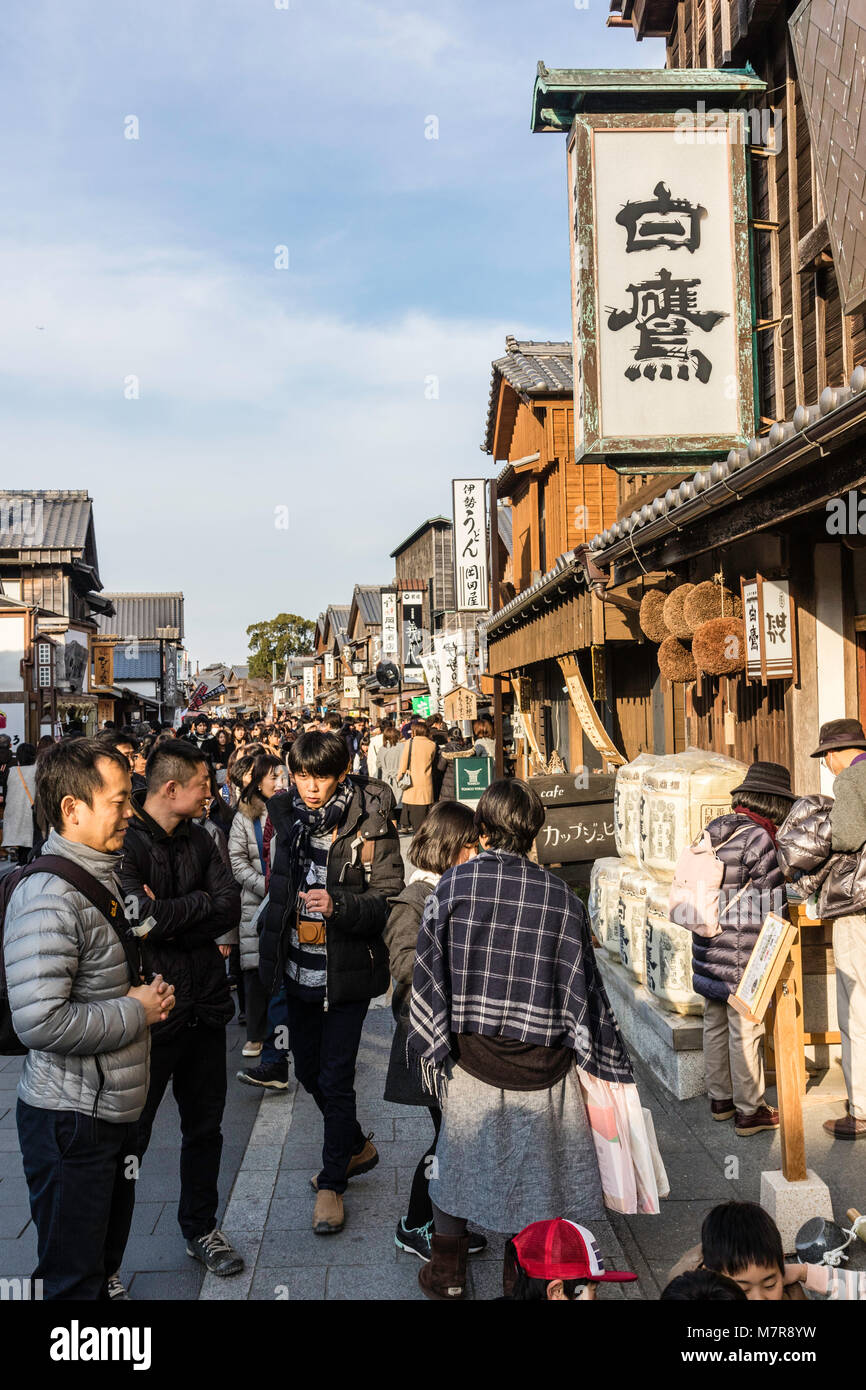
729, 912, 796, 1024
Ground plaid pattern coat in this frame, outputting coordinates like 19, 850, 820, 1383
408, 848, 633, 1086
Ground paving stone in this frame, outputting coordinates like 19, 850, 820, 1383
121, 1234, 201, 1272
130, 1202, 165, 1236
326, 1260, 426, 1300
249, 1266, 328, 1300
128, 1268, 204, 1301
0, 1233, 37, 1276
267, 1194, 405, 1232
257, 1226, 398, 1267
0, 1208, 30, 1238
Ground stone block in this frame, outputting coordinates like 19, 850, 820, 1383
598, 956, 706, 1100
760, 1168, 834, 1254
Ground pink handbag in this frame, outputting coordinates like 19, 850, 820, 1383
668, 826, 751, 938
576, 1068, 669, 1215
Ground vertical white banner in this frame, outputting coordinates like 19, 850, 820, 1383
437, 631, 467, 697
324, 653, 335, 682
381, 590, 399, 659
303, 666, 315, 705
452, 478, 489, 612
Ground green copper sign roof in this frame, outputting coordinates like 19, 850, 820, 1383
531, 62, 766, 131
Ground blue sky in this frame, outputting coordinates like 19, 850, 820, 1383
0, 1, 662, 665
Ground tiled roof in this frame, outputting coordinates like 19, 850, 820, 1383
113, 644, 162, 680
0, 489, 93, 551
587, 365, 866, 565
353, 586, 384, 630
482, 337, 573, 454
96, 593, 184, 640
390, 517, 451, 558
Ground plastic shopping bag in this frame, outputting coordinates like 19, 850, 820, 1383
576, 1068, 668, 1215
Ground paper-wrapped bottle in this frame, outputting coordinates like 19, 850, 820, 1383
589, 856, 628, 958
640, 749, 748, 879
614, 753, 662, 867
618, 867, 655, 982
644, 880, 704, 1015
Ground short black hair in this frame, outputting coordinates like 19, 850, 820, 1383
701, 1202, 784, 1278
288, 731, 350, 780
733, 789, 794, 827
474, 778, 545, 857
409, 801, 477, 875
322, 713, 343, 732
15, 742, 37, 767
145, 739, 209, 793
36, 738, 131, 833
98, 731, 138, 754
660, 1270, 747, 1301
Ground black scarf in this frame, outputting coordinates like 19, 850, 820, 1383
286, 779, 354, 888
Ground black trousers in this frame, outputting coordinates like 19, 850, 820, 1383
134, 1021, 227, 1240
17, 1099, 137, 1300
403, 803, 431, 834
285, 992, 368, 1193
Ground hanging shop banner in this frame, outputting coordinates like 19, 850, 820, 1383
401, 592, 425, 684
202, 682, 227, 703
91, 641, 115, 690
436, 631, 467, 697
510, 676, 544, 772
411, 694, 432, 718
343, 675, 359, 700
740, 575, 797, 683
557, 657, 626, 767
324, 653, 336, 682
452, 478, 490, 613
420, 654, 441, 713
567, 114, 755, 460
303, 667, 315, 705
381, 590, 400, 660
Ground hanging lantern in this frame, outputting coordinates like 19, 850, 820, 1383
662, 584, 695, 639
658, 635, 697, 683
692, 617, 747, 675
683, 581, 743, 634
638, 590, 670, 644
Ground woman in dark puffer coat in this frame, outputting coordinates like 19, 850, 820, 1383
692, 762, 796, 1138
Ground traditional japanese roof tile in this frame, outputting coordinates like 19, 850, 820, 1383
96, 593, 184, 640
587, 366, 866, 568
351, 586, 384, 630
0, 489, 94, 552
482, 338, 573, 455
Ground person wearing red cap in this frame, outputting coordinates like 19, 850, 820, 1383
505, 1219, 637, 1301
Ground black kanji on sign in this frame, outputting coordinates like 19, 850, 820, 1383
607, 266, 727, 383
615, 181, 706, 254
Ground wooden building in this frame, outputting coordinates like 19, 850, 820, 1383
483, 338, 680, 769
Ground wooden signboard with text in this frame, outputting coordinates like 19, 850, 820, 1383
443, 685, 478, 723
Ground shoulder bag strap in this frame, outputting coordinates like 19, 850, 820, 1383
17, 767, 34, 807
23, 856, 142, 984
252, 816, 266, 874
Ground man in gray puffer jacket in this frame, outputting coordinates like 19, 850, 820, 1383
776, 718, 866, 1141
3, 739, 175, 1299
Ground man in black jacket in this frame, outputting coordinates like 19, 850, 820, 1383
119, 740, 244, 1276
259, 731, 404, 1234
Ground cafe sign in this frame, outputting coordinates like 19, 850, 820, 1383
568, 113, 755, 463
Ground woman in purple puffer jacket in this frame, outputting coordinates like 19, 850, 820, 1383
693, 762, 795, 1139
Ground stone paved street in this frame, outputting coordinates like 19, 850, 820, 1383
3, 1000, 866, 1300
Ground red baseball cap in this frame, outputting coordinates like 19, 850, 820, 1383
512, 1219, 637, 1283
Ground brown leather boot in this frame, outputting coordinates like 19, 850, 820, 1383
310, 1134, 379, 1191
418, 1233, 470, 1300
823, 1114, 866, 1140
312, 1188, 345, 1234
734, 1104, 779, 1137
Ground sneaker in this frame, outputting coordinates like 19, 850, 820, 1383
237, 1062, 289, 1090
395, 1218, 433, 1260
395, 1219, 487, 1261
241, 1041, 263, 1058
186, 1228, 244, 1276
310, 1133, 378, 1191
710, 1099, 735, 1121
106, 1273, 130, 1300
734, 1104, 780, 1137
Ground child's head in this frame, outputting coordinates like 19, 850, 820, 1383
408, 800, 477, 874
661, 1269, 747, 1301
506, 1219, 637, 1302
700, 1202, 785, 1300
